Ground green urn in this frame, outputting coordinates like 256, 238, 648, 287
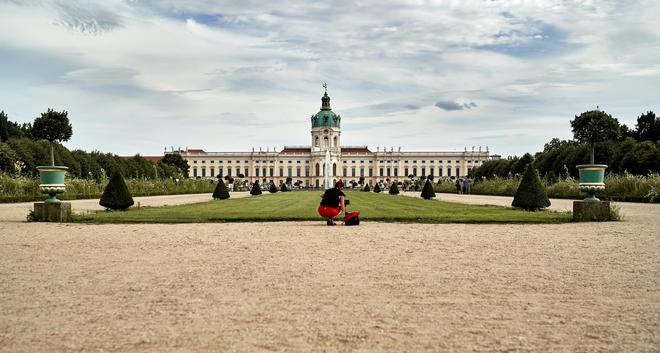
36, 166, 69, 203
576, 164, 607, 202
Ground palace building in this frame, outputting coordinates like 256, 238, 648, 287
176, 88, 492, 187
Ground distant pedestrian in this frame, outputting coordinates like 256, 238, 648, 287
455, 178, 462, 194
463, 178, 469, 194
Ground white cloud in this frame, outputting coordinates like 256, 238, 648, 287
0, 0, 658, 157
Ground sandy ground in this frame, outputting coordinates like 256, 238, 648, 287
1, 194, 659, 352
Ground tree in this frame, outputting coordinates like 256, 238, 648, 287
31, 109, 73, 166
280, 183, 289, 192
0, 111, 28, 142
420, 179, 435, 200
373, 183, 381, 193
634, 111, 659, 142
269, 182, 278, 193
513, 153, 534, 175
571, 110, 620, 164
250, 180, 262, 196
362, 184, 371, 192
213, 178, 230, 199
511, 164, 550, 211
0, 142, 18, 175
161, 153, 190, 178
389, 182, 400, 195
99, 172, 134, 210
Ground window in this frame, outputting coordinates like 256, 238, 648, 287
193, 160, 198, 164
201, 160, 206, 164
456, 167, 460, 177
296, 160, 301, 164
438, 168, 442, 177
255, 168, 259, 177
236, 160, 240, 164
421, 160, 425, 163
305, 166, 310, 177
360, 167, 365, 177
219, 168, 223, 177
235, 167, 240, 176
270, 167, 274, 177
210, 168, 215, 177
333, 136, 337, 146
288, 166, 292, 177
219, 160, 223, 163
343, 167, 347, 177
210, 160, 214, 164
413, 167, 417, 177
404, 167, 409, 176
351, 160, 355, 164
279, 167, 284, 176
315, 163, 320, 176
315, 136, 319, 147
262, 167, 266, 176
456, 160, 460, 163
386, 167, 391, 177
421, 167, 426, 177
323, 136, 329, 147
244, 167, 249, 177
379, 167, 384, 176
296, 166, 301, 177
193, 168, 198, 177
245, 160, 249, 163
201, 168, 206, 177
394, 167, 398, 177
430, 166, 434, 177
351, 167, 356, 177
333, 163, 337, 176
447, 167, 452, 177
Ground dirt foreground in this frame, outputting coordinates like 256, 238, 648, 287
1, 195, 659, 352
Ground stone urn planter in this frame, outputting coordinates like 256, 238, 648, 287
576, 164, 607, 202
36, 166, 68, 203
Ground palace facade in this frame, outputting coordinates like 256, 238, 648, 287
176, 89, 492, 187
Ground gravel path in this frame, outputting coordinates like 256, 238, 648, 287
1, 193, 658, 352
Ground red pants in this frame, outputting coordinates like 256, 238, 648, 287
318, 205, 342, 218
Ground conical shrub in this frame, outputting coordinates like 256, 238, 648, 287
389, 182, 400, 195
362, 184, 371, 192
99, 172, 134, 210
512, 164, 550, 211
269, 182, 278, 193
280, 183, 288, 192
373, 183, 381, 193
250, 180, 262, 196
213, 178, 230, 200
420, 179, 436, 200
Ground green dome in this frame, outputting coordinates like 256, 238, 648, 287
312, 110, 340, 128
311, 90, 341, 128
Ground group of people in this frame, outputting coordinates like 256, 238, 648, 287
455, 178, 470, 194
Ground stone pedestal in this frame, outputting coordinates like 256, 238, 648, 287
573, 201, 610, 222
33, 202, 71, 222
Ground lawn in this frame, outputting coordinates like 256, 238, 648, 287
73, 191, 571, 224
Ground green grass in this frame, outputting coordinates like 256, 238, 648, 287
73, 191, 571, 224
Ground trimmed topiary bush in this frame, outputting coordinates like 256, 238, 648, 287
213, 178, 230, 200
512, 164, 551, 211
280, 183, 288, 192
269, 182, 278, 193
373, 183, 381, 193
362, 184, 371, 192
389, 182, 400, 195
420, 179, 436, 200
250, 180, 262, 196
99, 172, 134, 210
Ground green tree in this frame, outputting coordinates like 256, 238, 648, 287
0, 142, 18, 174
250, 180, 262, 196
634, 111, 659, 142
213, 178, 230, 200
571, 110, 620, 164
161, 153, 190, 178
280, 182, 289, 192
420, 179, 436, 200
362, 184, 371, 192
31, 109, 73, 166
373, 183, 381, 193
269, 182, 278, 193
511, 164, 550, 211
0, 111, 28, 142
389, 182, 400, 195
99, 172, 134, 210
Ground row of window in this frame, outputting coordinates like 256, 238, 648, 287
192, 159, 483, 166
191, 165, 469, 178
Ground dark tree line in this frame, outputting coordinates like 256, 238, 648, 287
471, 110, 660, 180
0, 110, 188, 179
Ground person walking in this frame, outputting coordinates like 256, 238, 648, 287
463, 178, 469, 194
455, 178, 462, 194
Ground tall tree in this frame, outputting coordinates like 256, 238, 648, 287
634, 111, 659, 142
571, 110, 620, 164
31, 109, 73, 166
161, 153, 190, 178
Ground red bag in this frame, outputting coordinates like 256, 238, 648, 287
343, 211, 360, 226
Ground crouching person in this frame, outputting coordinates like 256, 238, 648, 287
318, 182, 346, 226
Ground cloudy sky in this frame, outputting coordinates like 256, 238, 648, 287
1, 0, 658, 157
